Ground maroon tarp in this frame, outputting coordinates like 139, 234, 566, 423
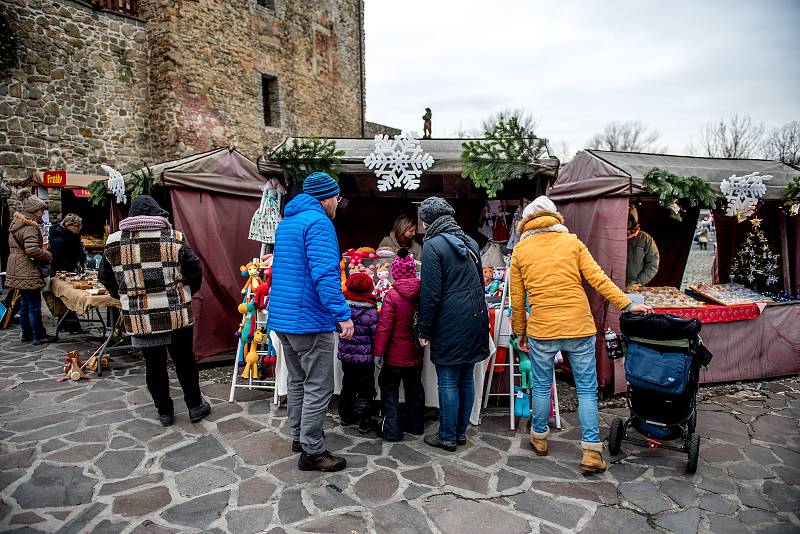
557, 197, 628, 390
171, 189, 261, 359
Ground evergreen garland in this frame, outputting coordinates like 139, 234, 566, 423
269, 137, 344, 186
729, 224, 782, 293
784, 175, 800, 215
643, 168, 717, 221
0, 7, 19, 71
461, 116, 547, 197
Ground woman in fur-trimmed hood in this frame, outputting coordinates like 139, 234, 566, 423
509, 195, 651, 474
7, 190, 52, 344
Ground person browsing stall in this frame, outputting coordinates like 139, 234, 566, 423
509, 196, 652, 474
269, 171, 353, 472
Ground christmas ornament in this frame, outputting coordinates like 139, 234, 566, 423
729, 225, 782, 293
364, 131, 434, 191
750, 217, 762, 227
101, 164, 127, 204
720, 171, 771, 221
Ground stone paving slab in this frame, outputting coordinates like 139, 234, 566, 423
0, 329, 799, 533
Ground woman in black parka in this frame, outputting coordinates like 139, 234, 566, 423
417, 197, 489, 452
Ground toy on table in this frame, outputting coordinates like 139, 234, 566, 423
373, 262, 392, 301
483, 266, 494, 293
241, 328, 267, 380
488, 267, 506, 296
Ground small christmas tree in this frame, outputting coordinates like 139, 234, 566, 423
729, 218, 781, 293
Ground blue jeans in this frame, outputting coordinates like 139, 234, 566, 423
434, 362, 475, 444
18, 289, 45, 342
529, 336, 600, 443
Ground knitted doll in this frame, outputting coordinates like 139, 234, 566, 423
242, 328, 266, 380
239, 261, 260, 295
483, 266, 494, 293
373, 262, 392, 301
488, 266, 505, 296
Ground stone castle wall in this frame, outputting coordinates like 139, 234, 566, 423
144, 0, 365, 161
1, 0, 365, 192
0, 0, 151, 182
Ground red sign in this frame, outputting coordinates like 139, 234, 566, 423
72, 188, 90, 198
43, 170, 67, 188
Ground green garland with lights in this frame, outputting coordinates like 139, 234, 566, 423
643, 168, 717, 221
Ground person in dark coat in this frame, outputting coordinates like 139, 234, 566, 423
374, 248, 425, 441
49, 213, 87, 334
49, 213, 86, 273
337, 272, 379, 434
417, 197, 489, 452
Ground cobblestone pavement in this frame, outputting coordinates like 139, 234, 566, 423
1, 329, 798, 534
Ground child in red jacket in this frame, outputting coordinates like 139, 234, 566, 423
374, 249, 425, 441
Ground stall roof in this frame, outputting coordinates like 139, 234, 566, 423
24, 171, 105, 189
129, 147, 269, 199
261, 137, 560, 177
549, 150, 799, 201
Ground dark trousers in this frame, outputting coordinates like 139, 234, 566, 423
339, 361, 376, 424
18, 289, 45, 341
142, 327, 202, 416
379, 363, 425, 441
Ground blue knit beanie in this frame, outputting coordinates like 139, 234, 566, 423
303, 172, 340, 200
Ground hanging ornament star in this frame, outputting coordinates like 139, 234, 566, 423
750, 217, 762, 227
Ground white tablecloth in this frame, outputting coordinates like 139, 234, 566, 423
273, 332, 494, 426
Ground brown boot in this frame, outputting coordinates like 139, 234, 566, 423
530, 429, 549, 456
580, 441, 607, 473
298, 450, 347, 472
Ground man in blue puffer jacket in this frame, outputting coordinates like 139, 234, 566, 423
269, 171, 353, 472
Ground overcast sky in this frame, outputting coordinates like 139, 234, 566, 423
364, 0, 800, 159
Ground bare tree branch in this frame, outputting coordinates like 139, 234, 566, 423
692, 113, 765, 158
481, 109, 539, 135
586, 120, 664, 152
764, 120, 800, 166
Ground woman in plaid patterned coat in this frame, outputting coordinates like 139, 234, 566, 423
99, 195, 210, 427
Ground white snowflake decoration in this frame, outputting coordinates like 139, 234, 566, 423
101, 164, 127, 204
720, 171, 771, 220
766, 274, 779, 285
363, 131, 434, 191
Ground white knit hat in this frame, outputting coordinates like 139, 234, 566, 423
522, 195, 557, 219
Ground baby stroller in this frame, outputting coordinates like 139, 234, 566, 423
607, 312, 713, 474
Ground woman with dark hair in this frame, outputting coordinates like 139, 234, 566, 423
378, 215, 422, 258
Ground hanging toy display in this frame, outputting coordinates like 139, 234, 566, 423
488, 266, 506, 296
483, 266, 494, 294
239, 261, 262, 295
249, 183, 283, 244
241, 328, 267, 380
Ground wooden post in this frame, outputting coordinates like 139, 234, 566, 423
779, 212, 791, 294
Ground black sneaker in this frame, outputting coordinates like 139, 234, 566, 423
159, 413, 175, 427
424, 433, 457, 452
457, 435, 467, 446
21, 337, 32, 343
188, 401, 211, 423
32, 336, 53, 346
298, 451, 346, 472
292, 440, 302, 453
358, 419, 373, 434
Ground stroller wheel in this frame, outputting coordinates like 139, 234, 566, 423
687, 410, 697, 438
687, 433, 701, 474
608, 418, 624, 455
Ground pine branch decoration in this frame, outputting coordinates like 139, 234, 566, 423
269, 137, 344, 186
461, 117, 547, 197
643, 168, 717, 221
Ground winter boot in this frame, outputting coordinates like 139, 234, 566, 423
580, 441, 607, 473
530, 428, 549, 456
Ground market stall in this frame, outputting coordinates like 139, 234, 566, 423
549, 150, 800, 394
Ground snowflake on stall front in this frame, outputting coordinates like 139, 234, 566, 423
720, 171, 771, 221
364, 131, 434, 191
729, 219, 782, 293
101, 164, 127, 204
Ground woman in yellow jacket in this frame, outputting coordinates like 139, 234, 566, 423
509, 196, 651, 473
